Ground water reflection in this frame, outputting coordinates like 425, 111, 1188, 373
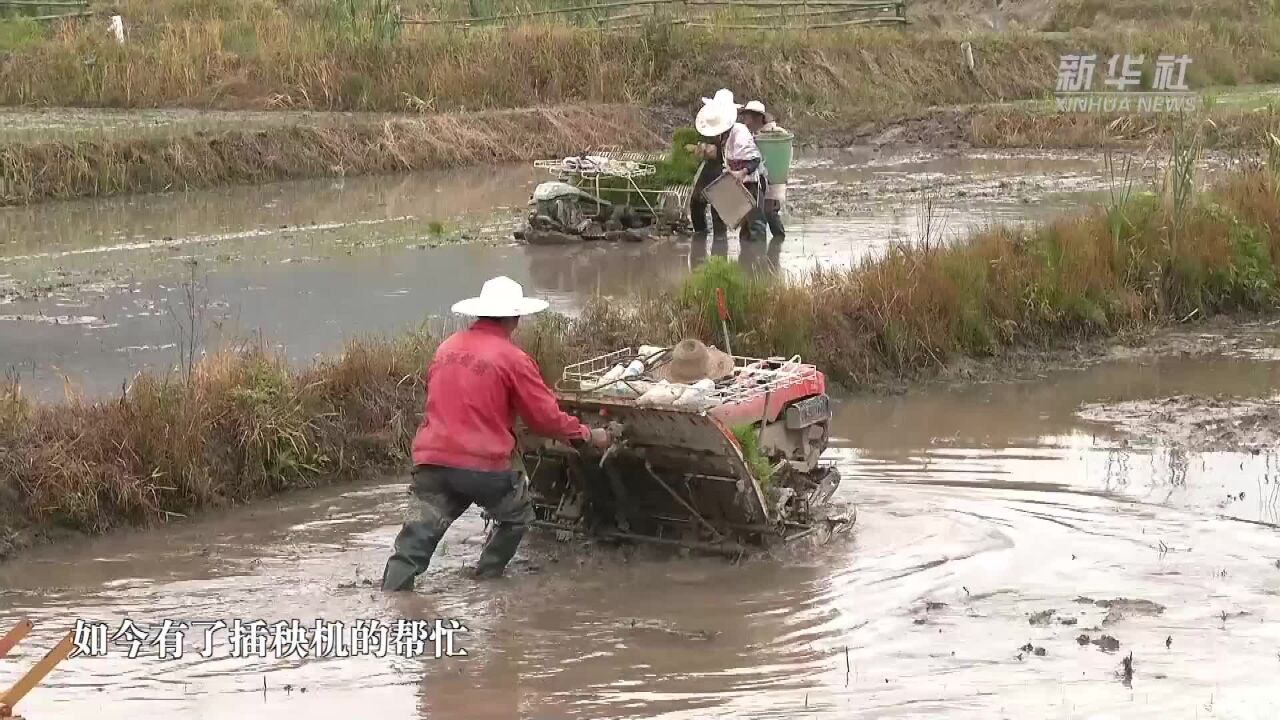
687, 233, 783, 276
738, 238, 784, 276
0, 166, 540, 260
523, 241, 691, 298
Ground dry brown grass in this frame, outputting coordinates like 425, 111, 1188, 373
0, 331, 434, 553
0, 104, 663, 204
5, 4, 1280, 201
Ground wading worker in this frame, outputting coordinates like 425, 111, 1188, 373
742, 100, 785, 243
381, 276, 612, 591
697, 89, 767, 244
687, 92, 733, 240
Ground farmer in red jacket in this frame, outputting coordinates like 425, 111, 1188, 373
381, 276, 611, 591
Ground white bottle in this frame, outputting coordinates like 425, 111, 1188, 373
674, 378, 717, 408
623, 359, 645, 378
599, 363, 625, 385
637, 380, 674, 406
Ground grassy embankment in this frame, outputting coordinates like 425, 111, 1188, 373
3, 0, 1280, 202
3, 134, 1280, 555
0, 105, 664, 204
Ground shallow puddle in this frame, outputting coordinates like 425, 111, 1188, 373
2, 346, 1279, 718
0, 149, 1156, 401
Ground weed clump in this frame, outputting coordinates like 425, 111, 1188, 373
0, 335, 434, 549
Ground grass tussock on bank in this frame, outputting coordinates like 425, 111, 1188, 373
4, 147, 1280, 554
0, 334, 435, 554
0, 105, 662, 204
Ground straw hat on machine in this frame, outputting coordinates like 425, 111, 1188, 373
656, 339, 735, 383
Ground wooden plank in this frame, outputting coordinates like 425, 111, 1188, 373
0, 619, 33, 659
21, 10, 93, 20
0, 0, 88, 6
604, 18, 688, 29
400, 0, 901, 25
687, 15, 903, 28
0, 631, 74, 712
736, 5, 886, 21
689, 0, 899, 7
400, 0, 675, 25
808, 14, 905, 26
599, 8, 665, 23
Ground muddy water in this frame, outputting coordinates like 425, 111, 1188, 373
1, 149, 1168, 400
3, 340, 1280, 718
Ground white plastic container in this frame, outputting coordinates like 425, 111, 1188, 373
704, 173, 756, 229
672, 378, 717, 408
623, 359, 645, 378
637, 380, 680, 407
599, 363, 626, 385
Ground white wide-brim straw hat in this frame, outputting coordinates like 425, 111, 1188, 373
451, 276, 549, 317
742, 100, 767, 116
696, 101, 737, 137
701, 88, 742, 108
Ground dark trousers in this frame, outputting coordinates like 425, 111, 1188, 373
381, 464, 535, 591
690, 193, 727, 238
690, 162, 727, 239
738, 181, 767, 244
764, 198, 785, 240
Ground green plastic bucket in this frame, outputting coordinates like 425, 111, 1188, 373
755, 130, 794, 185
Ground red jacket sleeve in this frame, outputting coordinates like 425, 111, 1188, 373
507, 351, 589, 442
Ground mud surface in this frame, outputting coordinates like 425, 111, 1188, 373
2, 148, 1146, 400
3, 347, 1280, 717
1080, 394, 1280, 451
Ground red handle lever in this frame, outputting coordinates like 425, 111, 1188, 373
715, 287, 728, 321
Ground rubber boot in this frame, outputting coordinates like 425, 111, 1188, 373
474, 522, 527, 579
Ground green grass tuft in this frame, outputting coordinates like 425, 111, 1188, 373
679, 256, 752, 332
731, 423, 774, 490
0, 19, 43, 51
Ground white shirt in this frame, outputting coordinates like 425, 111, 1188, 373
722, 123, 762, 183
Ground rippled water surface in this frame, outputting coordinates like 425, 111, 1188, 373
2, 348, 1279, 718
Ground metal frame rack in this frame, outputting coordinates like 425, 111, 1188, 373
534, 148, 691, 217
556, 346, 820, 412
